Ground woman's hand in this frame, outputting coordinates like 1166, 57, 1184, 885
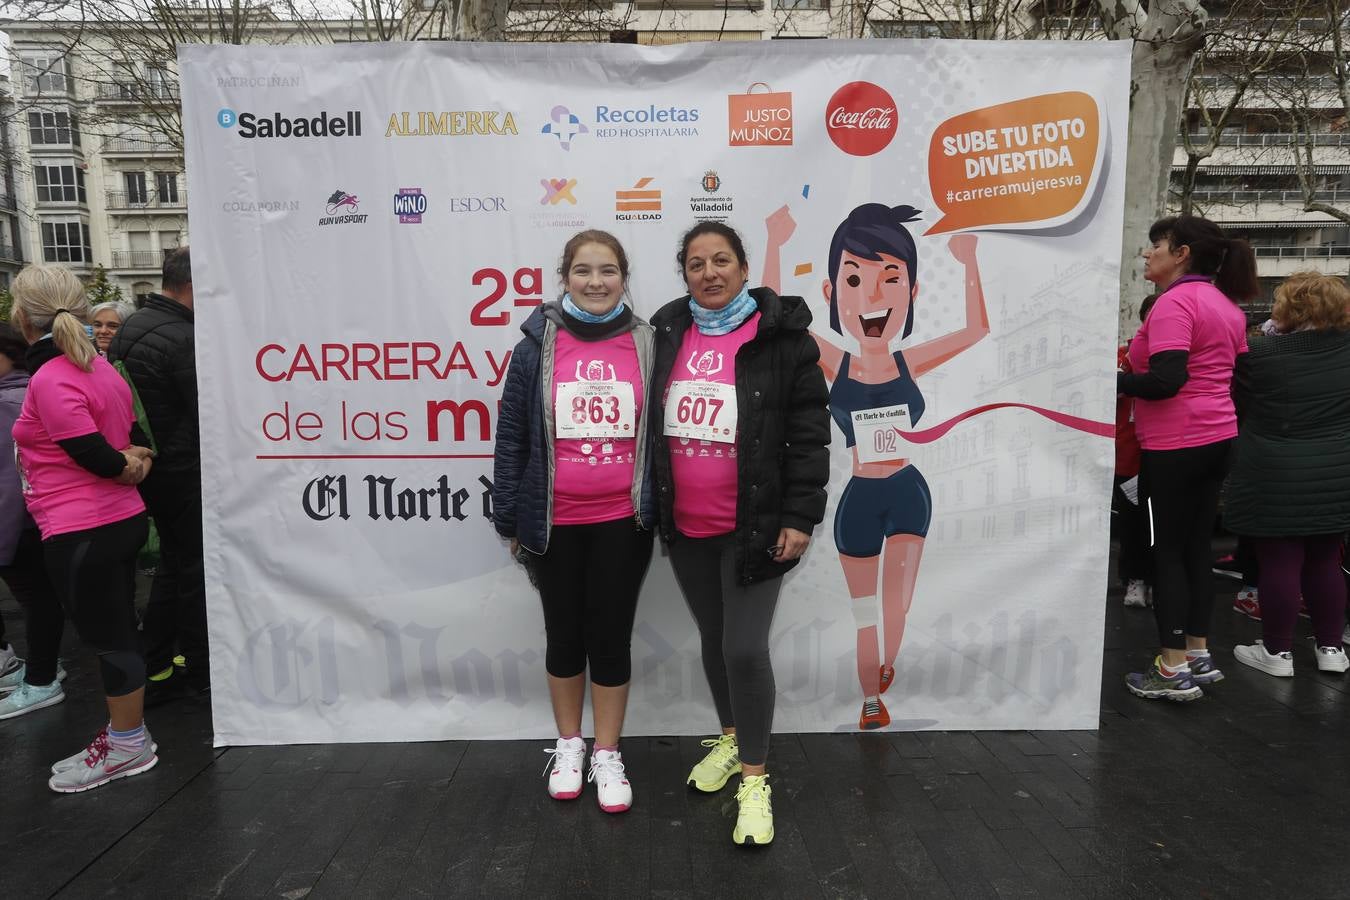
510, 538, 520, 557
114, 452, 149, 485
771, 527, 811, 562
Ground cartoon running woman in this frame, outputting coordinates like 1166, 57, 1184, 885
764, 203, 989, 730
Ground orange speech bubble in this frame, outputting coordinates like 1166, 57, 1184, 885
926, 92, 1101, 235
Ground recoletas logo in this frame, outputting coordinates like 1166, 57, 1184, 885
541, 106, 589, 151
218, 108, 362, 139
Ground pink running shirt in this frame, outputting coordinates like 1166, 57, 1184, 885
1127, 277, 1248, 451
551, 330, 642, 525
12, 353, 145, 538
666, 313, 760, 537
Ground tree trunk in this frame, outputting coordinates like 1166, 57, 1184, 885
455, 0, 511, 40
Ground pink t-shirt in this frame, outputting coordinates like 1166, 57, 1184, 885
12, 353, 146, 538
551, 330, 642, 525
1127, 277, 1248, 451
666, 313, 759, 537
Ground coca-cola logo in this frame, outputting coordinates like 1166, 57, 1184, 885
825, 81, 898, 157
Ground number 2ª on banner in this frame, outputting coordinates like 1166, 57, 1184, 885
471, 266, 544, 326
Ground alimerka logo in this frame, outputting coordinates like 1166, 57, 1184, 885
385, 111, 518, 137
825, 82, 897, 157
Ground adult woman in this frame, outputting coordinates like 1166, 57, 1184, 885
764, 203, 988, 730
651, 222, 829, 846
0, 322, 69, 720
9, 265, 156, 791
90, 301, 135, 356
493, 230, 655, 814
1119, 215, 1256, 701
1225, 272, 1350, 677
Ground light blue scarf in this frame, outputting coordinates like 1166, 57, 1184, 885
562, 293, 626, 324
689, 285, 757, 336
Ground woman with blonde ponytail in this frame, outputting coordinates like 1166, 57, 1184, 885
9, 264, 160, 794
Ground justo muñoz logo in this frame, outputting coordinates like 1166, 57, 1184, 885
825, 82, 898, 157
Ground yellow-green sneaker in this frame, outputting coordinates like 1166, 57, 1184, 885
687, 734, 741, 792
732, 774, 773, 846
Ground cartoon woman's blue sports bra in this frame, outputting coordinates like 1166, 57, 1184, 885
829, 351, 926, 447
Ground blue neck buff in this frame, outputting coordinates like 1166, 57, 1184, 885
562, 293, 626, 324
689, 285, 757, 336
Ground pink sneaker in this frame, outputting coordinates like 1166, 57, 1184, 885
1233, 587, 1260, 621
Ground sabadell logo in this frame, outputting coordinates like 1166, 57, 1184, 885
217, 108, 362, 139
825, 83, 897, 157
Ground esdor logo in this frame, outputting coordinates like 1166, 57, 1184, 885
825, 82, 897, 157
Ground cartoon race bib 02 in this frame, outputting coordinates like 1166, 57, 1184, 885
554, 380, 636, 440
851, 404, 912, 463
663, 380, 738, 443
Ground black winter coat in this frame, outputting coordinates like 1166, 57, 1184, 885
1224, 329, 1350, 537
650, 287, 830, 584
107, 294, 199, 477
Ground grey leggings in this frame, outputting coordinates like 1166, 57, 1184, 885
669, 534, 782, 767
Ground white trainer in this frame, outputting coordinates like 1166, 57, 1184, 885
1123, 580, 1150, 608
588, 748, 632, 814
543, 736, 585, 800
1316, 646, 1349, 673
1234, 641, 1293, 677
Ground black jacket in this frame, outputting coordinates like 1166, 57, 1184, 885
1224, 329, 1350, 536
650, 287, 830, 584
108, 293, 199, 477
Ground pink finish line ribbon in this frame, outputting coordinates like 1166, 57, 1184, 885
896, 402, 1114, 444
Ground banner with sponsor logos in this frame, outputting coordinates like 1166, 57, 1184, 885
180, 38, 1130, 746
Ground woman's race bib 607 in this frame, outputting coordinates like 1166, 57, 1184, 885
664, 380, 738, 443
554, 380, 636, 440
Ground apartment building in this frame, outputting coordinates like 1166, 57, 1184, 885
0, 75, 25, 291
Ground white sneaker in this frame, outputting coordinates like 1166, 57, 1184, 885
542, 736, 585, 800
1123, 580, 1150, 608
1234, 641, 1294, 677
1316, 646, 1349, 673
588, 748, 632, 814
0, 645, 19, 684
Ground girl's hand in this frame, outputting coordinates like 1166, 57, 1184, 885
771, 527, 811, 562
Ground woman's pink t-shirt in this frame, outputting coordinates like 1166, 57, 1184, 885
12, 353, 146, 538
551, 330, 642, 525
666, 314, 759, 537
1127, 277, 1248, 451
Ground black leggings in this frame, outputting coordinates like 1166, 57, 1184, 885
669, 534, 783, 768
529, 518, 654, 687
43, 513, 149, 697
0, 528, 65, 686
1140, 440, 1232, 651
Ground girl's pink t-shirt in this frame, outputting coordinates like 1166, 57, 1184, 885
12, 353, 145, 538
1127, 278, 1249, 451
551, 330, 642, 525
666, 314, 759, 537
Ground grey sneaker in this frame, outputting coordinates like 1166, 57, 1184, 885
50, 727, 159, 774
1186, 653, 1224, 684
0, 662, 68, 694
0, 679, 65, 720
48, 728, 158, 793
1126, 657, 1203, 701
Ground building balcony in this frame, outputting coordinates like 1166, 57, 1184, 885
110, 249, 166, 270
29, 140, 84, 155
97, 82, 180, 103
101, 137, 180, 157
1183, 188, 1350, 205
0, 244, 22, 264
1182, 131, 1350, 148
1254, 245, 1350, 259
105, 190, 186, 211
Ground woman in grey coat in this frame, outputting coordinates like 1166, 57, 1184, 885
1226, 272, 1350, 677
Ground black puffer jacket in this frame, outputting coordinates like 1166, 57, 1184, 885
650, 287, 830, 584
1224, 329, 1350, 537
107, 294, 199, 476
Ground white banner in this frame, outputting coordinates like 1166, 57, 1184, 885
180, 38, 1129, 745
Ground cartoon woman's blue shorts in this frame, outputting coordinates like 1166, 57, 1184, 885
833, 466, 933, 558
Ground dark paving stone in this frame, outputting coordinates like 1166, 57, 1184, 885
1, 538, 1348, 898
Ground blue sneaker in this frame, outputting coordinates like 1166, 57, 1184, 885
1126, 657, 1203, 702
0, 662, 68, 694
1186, 653, 1224, 684
0, 678, 66, 720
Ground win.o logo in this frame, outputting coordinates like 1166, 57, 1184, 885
218, 109, 237, 128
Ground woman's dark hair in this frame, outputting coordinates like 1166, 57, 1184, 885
0, 322, 27, 371
1148, 215, 1258, 303
559, 229, 630, 286
677, 222, 748, 276
827, 204, 921, 337
1139, 293, 1159, 323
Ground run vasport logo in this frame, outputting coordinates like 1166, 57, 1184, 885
394, 188, 427, 224
541, 106, 589, 151
540, 177, 578, 205
319, 189, 368, 226
218, 108, 361, 139
690, 171, 732, 223
825, 82, 897, 157
616, 178, 661, 221
728, 84, 793, 147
